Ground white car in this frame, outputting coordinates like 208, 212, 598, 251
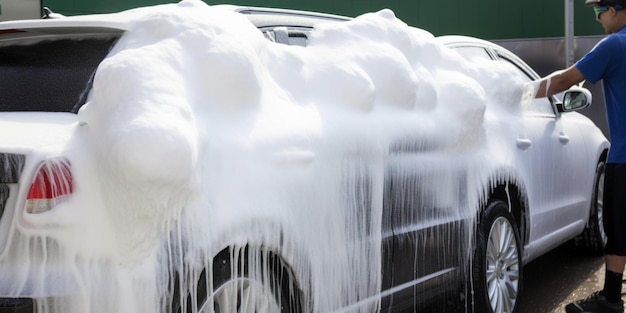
0, 2, 609, 313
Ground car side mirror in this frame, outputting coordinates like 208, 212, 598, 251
560, 86, 592, 112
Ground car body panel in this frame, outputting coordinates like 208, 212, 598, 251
0, 113, 77, 151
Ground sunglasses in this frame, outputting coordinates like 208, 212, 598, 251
594, 4, 625, 19
594, 5, 609, 19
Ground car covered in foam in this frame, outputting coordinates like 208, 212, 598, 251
0, 1, 609, 313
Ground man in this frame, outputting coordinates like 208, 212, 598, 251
534, 0, 626, 312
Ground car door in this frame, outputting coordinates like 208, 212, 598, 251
380, 142, 473, 312
494, 51, 587, 244
453, 43, 584, 249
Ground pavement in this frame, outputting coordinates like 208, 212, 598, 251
518, 244, 607, 313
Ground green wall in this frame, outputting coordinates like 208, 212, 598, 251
42, 0, 606, 39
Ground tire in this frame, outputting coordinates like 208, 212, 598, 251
572, 161, 607, 255
180, 246, 303, 313
471, 200, 523, 313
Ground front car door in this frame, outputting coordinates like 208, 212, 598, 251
493, 50, 588, 258
449, 42, 589, 259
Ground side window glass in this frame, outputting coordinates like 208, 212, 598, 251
261, 27, 309, 46
452, 46, 555, 117
497, 56, 555, 116
454, 46, 492, 62
262, 30, 276, 42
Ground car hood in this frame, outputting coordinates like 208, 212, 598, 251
0, 112, 78, 154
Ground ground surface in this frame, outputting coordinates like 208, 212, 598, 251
518, 244, 607, 313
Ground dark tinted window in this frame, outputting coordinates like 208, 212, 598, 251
0, 36, 118, 113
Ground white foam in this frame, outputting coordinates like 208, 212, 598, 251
1, 0, 540, 312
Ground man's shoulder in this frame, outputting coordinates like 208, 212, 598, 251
607, 26, 626, 42
591, 32, 625, 54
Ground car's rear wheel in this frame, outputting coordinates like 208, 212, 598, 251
183, 246, 303, 313
573, 161, 607, 255
472, 200, 522, 313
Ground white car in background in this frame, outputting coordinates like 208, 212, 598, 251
0, 3, 609, 313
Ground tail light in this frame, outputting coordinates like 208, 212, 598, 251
25, 159, 73, 214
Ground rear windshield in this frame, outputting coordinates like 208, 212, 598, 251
0, 35, 119, 113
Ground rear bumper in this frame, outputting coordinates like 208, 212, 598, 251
0, 298, 33, 313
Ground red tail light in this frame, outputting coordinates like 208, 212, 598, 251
25, 159, 73, 214
0, 29, 26, 35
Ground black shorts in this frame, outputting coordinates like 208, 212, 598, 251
603, 163, 626, 256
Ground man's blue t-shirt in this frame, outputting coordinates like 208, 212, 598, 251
576, 25, 626, 163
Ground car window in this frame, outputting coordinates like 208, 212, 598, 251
0, 35, 119, 113
496, 54, 555, 117
453, 46, 492, 62
449, 45, 555, 117
261, 27, 310, 46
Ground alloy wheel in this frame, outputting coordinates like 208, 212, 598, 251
486, 216, 520, 313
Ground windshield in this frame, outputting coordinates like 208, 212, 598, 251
0, 35, 119, 113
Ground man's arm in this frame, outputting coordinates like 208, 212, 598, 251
535, 65, 587, 98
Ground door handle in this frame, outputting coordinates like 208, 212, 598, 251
516, 138, 532, 150
559, 133, 570, 144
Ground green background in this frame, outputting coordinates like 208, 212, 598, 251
42, 0, 605, 39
